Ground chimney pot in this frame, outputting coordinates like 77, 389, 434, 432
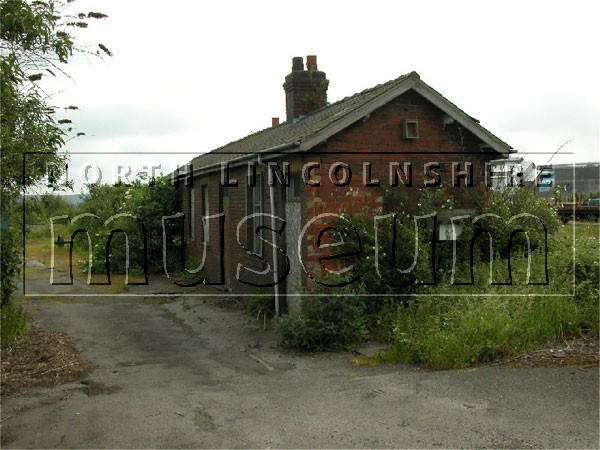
292, 56, 304, 71
306, 55, 318, 70
271, 117, 280, 127
283, 55, 328, 122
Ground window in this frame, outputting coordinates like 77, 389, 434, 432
246, 173, 263, 254
188, 186, 195, 239
402, 119, 419, 139
201, 185, 209, 242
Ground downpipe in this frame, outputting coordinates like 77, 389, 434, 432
257, 155, 280, 316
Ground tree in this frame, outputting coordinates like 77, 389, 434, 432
1, 0, 110, 306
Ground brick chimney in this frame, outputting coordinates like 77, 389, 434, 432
283, 55, 328, 122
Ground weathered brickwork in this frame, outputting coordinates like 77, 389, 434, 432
175, 58, 509, 301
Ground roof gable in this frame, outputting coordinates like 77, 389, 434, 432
187, 72, 513, 175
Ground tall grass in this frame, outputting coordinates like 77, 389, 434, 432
382, 230, 599, 369
1, 302, 27, 349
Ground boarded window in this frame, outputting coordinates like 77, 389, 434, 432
246, 173, 263, 254
188, 186, 195, 239
201, 185, 209, 242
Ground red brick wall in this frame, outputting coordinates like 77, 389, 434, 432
299, 90, 499, 284
178, 90, 504, 294
178, 164, 290, 294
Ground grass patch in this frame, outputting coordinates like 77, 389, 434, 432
23, 225, 145, 295
1, 301, 27, 349
380, 229, 599, 369
382, 294, 584, 369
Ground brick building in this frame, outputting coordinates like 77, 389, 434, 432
173, 56, 514, 310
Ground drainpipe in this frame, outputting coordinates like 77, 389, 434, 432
257, 155, 280, 316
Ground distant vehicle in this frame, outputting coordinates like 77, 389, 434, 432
557, 200, 600, 222
489, 157, 537, 191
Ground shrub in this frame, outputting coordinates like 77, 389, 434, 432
478, 188, 562, 257
75, 177, 178, 275
0, 228, 20, 307
275, 283, 368, 351
25, 193, 75, 224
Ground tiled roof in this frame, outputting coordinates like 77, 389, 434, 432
188, 73, 413, 171
187, 71, 512, 173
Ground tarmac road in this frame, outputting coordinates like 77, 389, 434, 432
2, 285, 598, 448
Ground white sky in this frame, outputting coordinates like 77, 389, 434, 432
44, 0, 599, 193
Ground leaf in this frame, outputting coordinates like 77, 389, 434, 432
88, 12, 108, 19
98, 43, 112, 57
67, 21, 88, 28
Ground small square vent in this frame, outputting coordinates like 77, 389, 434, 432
402, 119, 419, 139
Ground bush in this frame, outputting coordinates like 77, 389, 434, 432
1, 228, 20, 307
275, 283, 368, 351
478, 188, 562, 257
75, 177, 178, 275
24, 193, 75, 224
273, 186, 595, 363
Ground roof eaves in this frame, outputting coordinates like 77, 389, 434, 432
175, 141, 300, 181
411, 81, 514, 156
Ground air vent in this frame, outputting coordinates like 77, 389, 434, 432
402, 120, 419, 139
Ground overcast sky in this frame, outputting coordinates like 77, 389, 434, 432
45, 0, 598, 193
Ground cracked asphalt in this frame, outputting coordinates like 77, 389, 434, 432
1, 279, 598, 448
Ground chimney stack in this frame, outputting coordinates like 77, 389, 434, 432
271, 117, 280, 127
283, 55, 328, 122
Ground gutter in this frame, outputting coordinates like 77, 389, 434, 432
173, 141, 300, 181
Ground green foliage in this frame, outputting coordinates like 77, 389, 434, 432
552, 232, 599, 334
274, 185, 596, 367
321, 187, 462, 311
1, 301, 27, 348
175, 256, 206, 285
478, 188, 562, 257
245, 290, 275, 316
77, 183, 129, 222
74, 177, 178, 275
383, 232, 599, 369
1, 0, 109, 196
24, 193, 76, 224
275, 282, 368, 351
0, 228, 20, 307
385, 293, 582, 369
1, 0, 109, 307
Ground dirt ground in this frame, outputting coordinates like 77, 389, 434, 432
1, 275, 599, 448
